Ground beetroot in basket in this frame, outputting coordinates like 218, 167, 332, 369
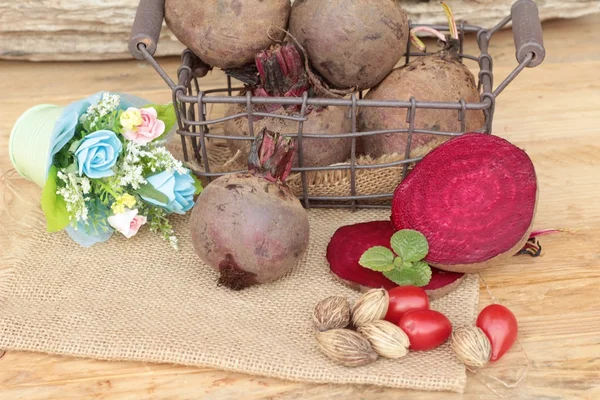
132, 0, 546, 209
223, 43, 352, 168
165, 0, 291, 69
359, 4, 485, 159
289, 0, 409, 90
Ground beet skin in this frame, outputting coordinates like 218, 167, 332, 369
190, 129, 310, 289
359, 51, 485, 159
289, 0, 409, 90
165, 0, 290, 69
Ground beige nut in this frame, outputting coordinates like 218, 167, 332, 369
315, 329, 378, 367
451, 326, 492, 367
351, 288, 389, 327
313, 295, 351, 332
358, 320, 410, 359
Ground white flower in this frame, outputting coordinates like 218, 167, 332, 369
80, 93, 121, 130
81, 178, 91, 194
107, 208, 147, 239
56, 170, 90, 223
115, 141, 147, 189
169, 235, 178, 250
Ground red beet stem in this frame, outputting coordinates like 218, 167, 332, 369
248, 128, 295, 182
529, 229, 562, 238
516, 229, 563, 257
255, 43, 308, 98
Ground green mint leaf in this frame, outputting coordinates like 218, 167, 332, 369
383, 261, 432, 287
359, 246, 395, 272
191, 173, 203, 195
143, 103, 176, 141
410, 261, 433, 286
393, 257, 403, 269
41, 166, 70, 232
390, 229, 429, 263
382, 269, 413, 286
137, 183, 170, 205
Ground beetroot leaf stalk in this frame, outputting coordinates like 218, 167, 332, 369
248, 128, 295, 183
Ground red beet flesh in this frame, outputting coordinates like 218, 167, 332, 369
391, 133, 537, 272
326, 221, 464, 299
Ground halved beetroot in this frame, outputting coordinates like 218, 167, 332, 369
391, 133, 538, 273
326, 221, 464, 299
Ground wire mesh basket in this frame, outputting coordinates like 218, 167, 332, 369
129, 0, 545, 210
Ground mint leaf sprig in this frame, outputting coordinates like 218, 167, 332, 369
358, 230, 432, 287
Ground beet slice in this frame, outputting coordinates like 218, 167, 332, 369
391, 133, 538, 273
326, 221, 464, 299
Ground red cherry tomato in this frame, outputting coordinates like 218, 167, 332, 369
385, 286, 430, 323
397, 309, 452, 351
476, 304, 518, 362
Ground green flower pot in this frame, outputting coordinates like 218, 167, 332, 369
9, 104, 64, 188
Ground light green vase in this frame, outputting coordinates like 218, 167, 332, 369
9, 104, 64, 188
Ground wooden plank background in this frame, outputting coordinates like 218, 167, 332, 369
0, 12, 599, 400
0, 0, 599, 61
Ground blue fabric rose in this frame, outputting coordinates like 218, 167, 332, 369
47, 92, 102, 180
141, 170, 196, 214
75, 130, 122, 178
47, 91, 150, 182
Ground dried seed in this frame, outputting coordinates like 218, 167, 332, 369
351, 288, 389, 327
315, 329, 378, 367
358, 320, 410, 359
451, 326, 492, 367
313, 295, 351, 331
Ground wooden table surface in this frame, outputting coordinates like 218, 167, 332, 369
1, 13, 599, 400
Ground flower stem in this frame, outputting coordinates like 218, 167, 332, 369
95, 179, 120, 200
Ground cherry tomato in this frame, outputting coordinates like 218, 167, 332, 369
385, 286, 430, 323
397, 309, 452, 351
476, 304, 518, 362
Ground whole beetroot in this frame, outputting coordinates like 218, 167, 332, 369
165, 0, 291, 69
190, 128, 310, 290
224, 43, 352, 167
224, 102, 351, 168
359, 43, 485, 159
359, 5, 485, 159
289, 0, 409, 90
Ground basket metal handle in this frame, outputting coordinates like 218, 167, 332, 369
128, 0, 165, 60
480, 0, 546, 101
511, 0, 545, 67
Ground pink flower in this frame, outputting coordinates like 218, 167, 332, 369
121, 107, 165, 144
107, 209, 147, 239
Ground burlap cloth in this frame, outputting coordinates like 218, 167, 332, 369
0, 171, 479, 393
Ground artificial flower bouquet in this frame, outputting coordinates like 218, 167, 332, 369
10, 91, 202, 248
